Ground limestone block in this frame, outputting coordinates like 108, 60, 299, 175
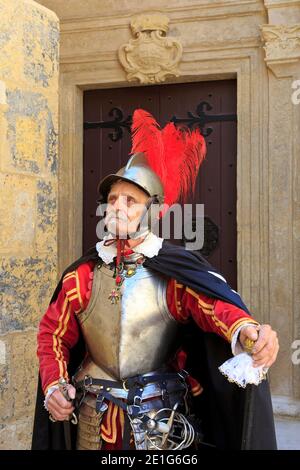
0, 330, 38, 429
9, 330, 39, 422
0, 256, 57, 333
4, 88, 57, 176
0, 417, 34, 450
35, 178, 57, 254
23, 0, 59, 88
0, 339, 11, 421
0, 174, 36, 255
0, 1, 23, 83
0, 0, 59, 450
0, 331, 38, 424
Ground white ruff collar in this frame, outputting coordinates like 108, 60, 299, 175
96, 232, 164, 264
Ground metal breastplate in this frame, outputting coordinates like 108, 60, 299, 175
77, 258, 179, 380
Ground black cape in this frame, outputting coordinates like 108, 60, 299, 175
31, 241, 277, 450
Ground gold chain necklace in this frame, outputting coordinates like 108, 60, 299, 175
108, 255, 145, 304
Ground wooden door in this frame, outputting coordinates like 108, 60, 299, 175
83, 80, 237, 288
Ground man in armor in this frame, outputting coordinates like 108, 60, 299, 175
32, 110, 279, 450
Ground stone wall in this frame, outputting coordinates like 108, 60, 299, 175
1, 0, 298, 449
0, 0, 59, 449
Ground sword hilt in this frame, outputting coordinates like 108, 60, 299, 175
244, 338, 255, 354
58, 377, 78, 425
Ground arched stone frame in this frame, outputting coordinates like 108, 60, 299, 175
58, 47, 270, 324
55, 6, 300, 413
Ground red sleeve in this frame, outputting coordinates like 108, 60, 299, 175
166, 279, 259, 343
37, 261, 95, 394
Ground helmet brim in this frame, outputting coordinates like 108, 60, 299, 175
97, 174, 151, 202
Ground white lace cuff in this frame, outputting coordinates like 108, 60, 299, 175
219, 322, 269, 387
219, 353, 268, 388
43, 384, 60, 411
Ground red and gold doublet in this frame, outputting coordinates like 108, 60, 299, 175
37, 259, 258, 448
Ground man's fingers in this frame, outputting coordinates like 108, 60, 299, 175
49, 405, 74, 421
48, 399, 74, 417
67, 384, 76, 400
243, 326, 259, 341
239, 325, 259, 348
240, 325, 259, 342
264, 343, 280, 368
48, 406, 74, 421
253, 350, 275, 368
252, 344, 274, 366
53, 396, 73, 410
50, 410, 71, 421
240, 323, 280, 368
253, 330, 278, 359
47, 387, 76, 421
252, 333, 279, 367
253, 342, 274, 362
253, 357, 269, 367
50, 390, 73, 409
252, 325, 271, 353
49, 399, 74, 414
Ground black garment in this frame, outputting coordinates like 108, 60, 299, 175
31, 241, 277, 450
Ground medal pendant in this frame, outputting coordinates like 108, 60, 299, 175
125, 267, 136, 278
108, 288, 121, 304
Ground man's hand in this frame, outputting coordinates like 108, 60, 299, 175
47, 384, 76, 421
239, 324, 279, 368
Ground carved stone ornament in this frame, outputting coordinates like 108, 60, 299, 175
261, 24, 300, 62
118, 13, 183, 84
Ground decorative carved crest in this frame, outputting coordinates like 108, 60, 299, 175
261, 25, 300, 62
118, 13, 183, 84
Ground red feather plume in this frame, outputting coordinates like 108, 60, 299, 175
131, 109, 207, 209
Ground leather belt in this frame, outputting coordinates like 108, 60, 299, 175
73, 369, 189, 450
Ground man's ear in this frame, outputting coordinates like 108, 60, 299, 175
152, 196, 163, 220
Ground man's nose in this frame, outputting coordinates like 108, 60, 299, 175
113, 195, 127, 211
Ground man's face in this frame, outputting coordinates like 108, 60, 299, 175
105, 180, 149, 237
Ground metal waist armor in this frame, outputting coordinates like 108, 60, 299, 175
76, 258, 179, 380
